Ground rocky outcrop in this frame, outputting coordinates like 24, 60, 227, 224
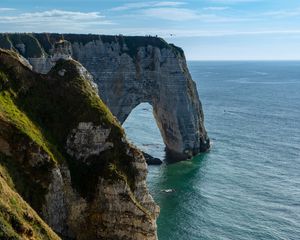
66, 122, 113, 162
0, 33, 210, 160
0, 163, 61, 240
142, 152, 163, 165
0, 49, 159, 239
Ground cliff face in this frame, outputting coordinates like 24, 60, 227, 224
0, 49, 159, 239
0, 33, 210, 160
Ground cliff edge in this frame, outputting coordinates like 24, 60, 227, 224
0, 49, 159, 239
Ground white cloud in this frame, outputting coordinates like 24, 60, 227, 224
0, 9, 114, 32
141, 7, 251, 22
263, 8, 300, 18
0, 7, 15, 12
167, 29, 300, 37
0, 9, 113, 25
203, 7, 230, 11
21, 10, 107, 21
112, 1, 186, 11
111, 1, 256, 23
142, 7, 198, 21
209, 0, 259, 3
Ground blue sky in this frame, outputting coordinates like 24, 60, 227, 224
1, 0, 300, 60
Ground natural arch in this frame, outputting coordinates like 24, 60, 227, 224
71, 39, 211, 160
7, 33, 210, 160
96, 47, 210, 160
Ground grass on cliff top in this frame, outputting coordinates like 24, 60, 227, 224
2, 33, 185, 64
0, 70, 60, 212
0, 52, 61, 212
22, 59, 120, 147
0, 90, 57, 163
43, 60, 137, 199
0, 50, 137, 200
0, 33, 45, 58
0, 34, 13, 50
30, 33, 184, 58
0, 154, 60, 240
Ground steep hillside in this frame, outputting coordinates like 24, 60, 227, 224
0, 157, 60, 240
0, 49, 159, 239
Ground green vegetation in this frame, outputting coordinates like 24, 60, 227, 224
0, 34, 12, 50
15, 58, 121, 155
66, 142, 138, 200
2, 33, 184, 60
0, 51, 58, 211
0, 71, 9, 91
0, 33, 44, 58
32, 33, 58, 55
0, 35, 163, 238
0, 91, 56, 161
0, 49, 138, 202
9, 34, 44, 58
0, 155, 60, 240
33, 33, 173, 58
43, 59, 137, 199
169, 43, 184, 58
0, 149, 53, 214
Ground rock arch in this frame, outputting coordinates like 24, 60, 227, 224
1, 33, 210, 160
78, 42, 210, 160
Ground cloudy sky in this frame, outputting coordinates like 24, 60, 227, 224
1, 0, 300, 60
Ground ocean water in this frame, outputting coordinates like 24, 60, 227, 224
123, 61, 300, 240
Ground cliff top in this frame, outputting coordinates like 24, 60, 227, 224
0, 33, 184, 58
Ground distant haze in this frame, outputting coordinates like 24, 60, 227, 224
1, 0, 300, 60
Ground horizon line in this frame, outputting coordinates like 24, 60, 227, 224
187, 59, 300, 61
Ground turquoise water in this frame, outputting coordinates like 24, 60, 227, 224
123, 61, 300, 240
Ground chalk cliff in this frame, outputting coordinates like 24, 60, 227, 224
0, 33, 210, 160
0, 49, 159, 239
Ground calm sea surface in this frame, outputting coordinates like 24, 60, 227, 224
123, 61, 300, 240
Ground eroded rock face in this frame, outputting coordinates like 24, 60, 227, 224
2, 33, 210, 160
42, 143, 159, 240
0, 49, 159, 240
66, 122, 113, 162
71, 43, 210, 160
0, 137, 11, 156
51, 40, 73, 62
43, 168, 67, 236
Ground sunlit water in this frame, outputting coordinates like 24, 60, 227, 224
123, 61, 300, 240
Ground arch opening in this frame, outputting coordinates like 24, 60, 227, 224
122, 102, 165, 161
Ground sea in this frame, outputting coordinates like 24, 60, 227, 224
123, 61, 300, 240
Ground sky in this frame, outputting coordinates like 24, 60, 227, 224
0, 0, 300, 60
